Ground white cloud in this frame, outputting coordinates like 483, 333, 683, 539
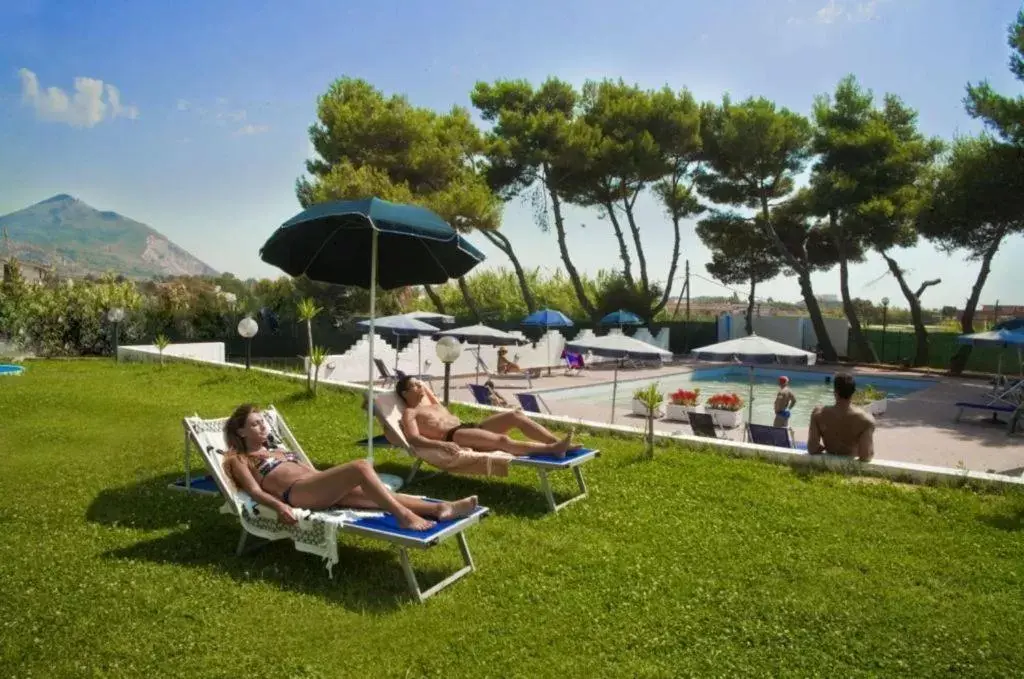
788, 0, 888, 26
17, 68, 139, 128
178, 96, 265, 135
816, 0, 844, 24
236, 123, 269, 135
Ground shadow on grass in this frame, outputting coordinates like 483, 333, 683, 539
87, 473, 469, 612
979, 507, 1024, 532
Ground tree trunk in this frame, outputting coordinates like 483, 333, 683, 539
456, 276, 482, 322
949, 234, 1005, 375
834, 228, 877, 362
480, 230, 536, 313
305, 318, 313, 392
653, 176, 683, 317
745, 275, 756, 336
880, 251, 936, 368
798, 271, 838, 363
757, 194, 838, 362
621, 192, 650, 294
545, 165, 597, 319
602, 199, 635, 287
422, 284, 447, 314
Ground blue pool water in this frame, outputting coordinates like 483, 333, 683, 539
537, 366, 935, 429
0, 364, 24, 376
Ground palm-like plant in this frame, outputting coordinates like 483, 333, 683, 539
633, 382, 664, 459
309, 345, 328, 396
154, 333, 170, 366
295, 297, 323, 391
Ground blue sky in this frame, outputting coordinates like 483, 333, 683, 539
0, 0, 1021, 309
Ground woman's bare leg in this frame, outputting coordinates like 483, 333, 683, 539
287, 460, 434, 530
478, 410, 559, 443
453, 427, 572, 458
338, 488, 479, 521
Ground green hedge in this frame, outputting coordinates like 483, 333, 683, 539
863, 328, 1020, 373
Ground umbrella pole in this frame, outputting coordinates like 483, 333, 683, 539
366, 230, 378, 465
746, 365, 754, 442
611, 360, 619, 423
418, 337, 423, 378
547, 329, 552, 377
476, 343, 481, 384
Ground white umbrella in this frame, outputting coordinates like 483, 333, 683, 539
565, 334, 672, 422
358, 314, 439, 376
691, 333, 815, 428
404, 310, 456, 325
436, 324, 526, 382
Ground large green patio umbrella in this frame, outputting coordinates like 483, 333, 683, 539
259, 197, 485, 475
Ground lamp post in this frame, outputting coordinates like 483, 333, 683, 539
435, 336, 462, 406
880, 297, 890, 364
107, 307, 125, 361
237, 316, 259, 370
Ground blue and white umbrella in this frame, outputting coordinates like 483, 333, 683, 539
599, 309, 643, 328
958, 329, 1024, 389
565, 334, 672, 422
522, 308, 574, 376
358, 314, 439, 376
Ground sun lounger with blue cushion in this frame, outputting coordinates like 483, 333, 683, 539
371, 389, 600, 513
747, 423, 808, 450
178, 406, 489, 602
954, 401, 1018, 424
516, 392, 552, 414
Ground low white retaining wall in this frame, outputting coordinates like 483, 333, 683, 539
119, 342, 225, 364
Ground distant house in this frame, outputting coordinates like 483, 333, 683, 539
958, 304, 1024, 325
1, 258, 51, 285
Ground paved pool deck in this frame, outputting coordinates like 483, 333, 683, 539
446, 360, 1023, 477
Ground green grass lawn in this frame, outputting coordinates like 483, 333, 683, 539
2, 360, 1024, 677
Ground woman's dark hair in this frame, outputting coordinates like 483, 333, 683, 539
224, 403, 260, 453
833, 372, 856, 400
395, 374, 414, 398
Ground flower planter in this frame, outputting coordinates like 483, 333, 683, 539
632, 399, 665, 418
708, 409, 743, 429
665, 404, 697, 422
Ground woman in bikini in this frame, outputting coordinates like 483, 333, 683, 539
222, 403, 478, 531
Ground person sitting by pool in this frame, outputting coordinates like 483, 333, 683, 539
773, 376, 797, 428
807, 372, 875, 462
222, 403, 478, 531
396, 375, 577, 458
483, 379, 512, 408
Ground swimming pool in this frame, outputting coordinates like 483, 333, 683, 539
537, 367, 935, 429
0, 364, 24, 376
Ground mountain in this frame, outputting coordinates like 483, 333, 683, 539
0, 194, 218, 279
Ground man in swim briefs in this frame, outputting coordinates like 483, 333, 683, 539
773, 376, 797, 428
807, 372, 875, 462
396, 376, 577, 458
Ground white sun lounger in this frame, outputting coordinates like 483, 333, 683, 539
178, 406, 489, 602
369, 390, 600, 513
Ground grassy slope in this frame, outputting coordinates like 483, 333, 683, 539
1, 360, 1023, 678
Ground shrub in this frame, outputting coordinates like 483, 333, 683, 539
706, 392, 744, 411
669, 388, 701, 406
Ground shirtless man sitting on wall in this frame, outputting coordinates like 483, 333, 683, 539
396, 376, 577, 458
807, 372, 875, 462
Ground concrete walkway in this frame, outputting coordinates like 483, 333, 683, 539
444, 360, 1023, 476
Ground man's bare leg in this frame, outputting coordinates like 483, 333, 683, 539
478, 410, 559, 443
452, 427, 572, 458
